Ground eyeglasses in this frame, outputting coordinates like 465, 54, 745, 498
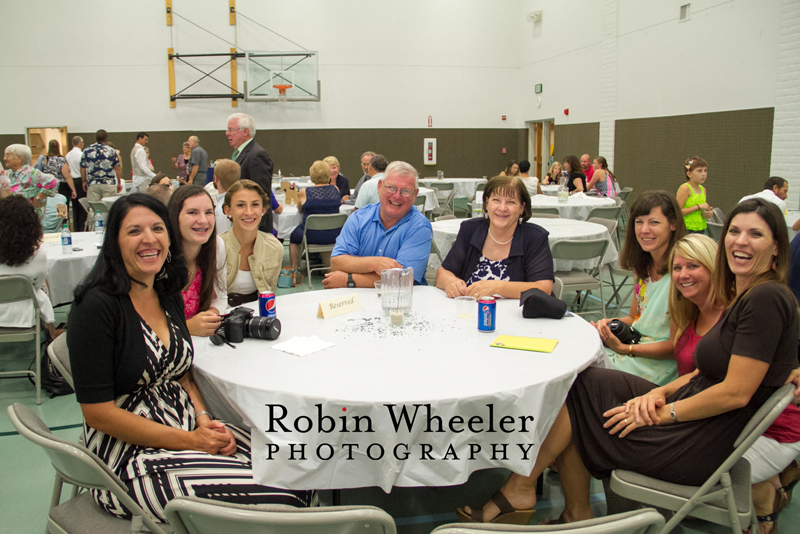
383, 185, 415, 197
226, 128, 244, 133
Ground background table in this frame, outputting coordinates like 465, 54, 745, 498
419, 178, 486, 200
192, 287, 608, 492
43, 232, 101, 306
529, 193, 615, 220
430, 218, 619, 272
273, 204, 355, 240
416, 186, 439, 211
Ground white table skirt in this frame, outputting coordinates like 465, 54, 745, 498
100, 196, 122, 210
529, 193, 616, 220
416, 187, 439, 211
43, 232, 102, 306
419, 178, 486, 200
192, 287, 608, 491
431, 218, 619, 272
273, 204, 355, 241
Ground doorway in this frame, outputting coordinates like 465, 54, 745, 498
526, 120, 554, 180
26, 127, 69, 161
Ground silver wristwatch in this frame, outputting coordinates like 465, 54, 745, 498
669, 402, 677, 423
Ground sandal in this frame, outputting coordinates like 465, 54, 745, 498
755, 513, 775, 534
277, 268, 295, 288
779, 459, 800, 507
455, 490, 535, 525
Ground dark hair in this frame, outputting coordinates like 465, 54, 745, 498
482, 175, 532, 223
369, 154, 388, 173
47, 139, 61, 157
168, 185, 218, 313
518, 160, 531, 173
621, 191, 687, 279
137, 132, 149, 140
594, 156, 618, 188
0, 196, 43, 267
73, 193, 187, 303
712, 198, 791, 307
503, 161, 519, 176
683, 156, 707, 180
764, 176, 787, 191
96, 129, 108, 143
563, 155, 581, 175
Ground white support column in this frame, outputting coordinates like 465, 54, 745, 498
598, 0, 619, 170
770, 0, 800, 210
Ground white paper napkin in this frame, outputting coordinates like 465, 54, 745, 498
271, 336, 335, 357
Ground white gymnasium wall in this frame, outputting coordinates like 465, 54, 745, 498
0, 0, 525, 134
518, 0, 783, 125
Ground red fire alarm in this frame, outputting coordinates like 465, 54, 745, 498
502, 148, 507, 154
501, 115, 507, 121
564, 108, 569, 116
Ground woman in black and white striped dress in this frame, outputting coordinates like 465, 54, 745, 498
67, 193, 314, 523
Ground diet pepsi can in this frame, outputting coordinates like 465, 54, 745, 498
478, 296, 496, 332
259, 291, 277, 318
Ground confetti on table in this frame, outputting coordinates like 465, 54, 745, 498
335, 312, 453, 338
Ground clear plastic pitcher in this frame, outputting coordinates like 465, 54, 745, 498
381, 267, 414, 316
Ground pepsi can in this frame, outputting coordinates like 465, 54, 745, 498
259, 291, 277, 318
478, 296, 496, 332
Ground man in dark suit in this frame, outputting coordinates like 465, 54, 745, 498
226, 113, 274, 232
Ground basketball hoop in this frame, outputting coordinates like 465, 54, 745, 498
273, 84, 292, 102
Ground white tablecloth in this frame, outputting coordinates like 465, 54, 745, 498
540, 185, 560, 196
273, 204, 355, 240
43, 232, 102, 306
529, 193, 616, 220
419, 178, 486, 200
100, 196, 121, 210
416, 187, 439, 211
431, 218, 618, 272
192, 287, 608, 491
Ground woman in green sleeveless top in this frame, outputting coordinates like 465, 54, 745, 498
677, 156, 713, 233
591, 191, 687, 386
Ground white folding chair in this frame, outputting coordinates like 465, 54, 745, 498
610, 384, 796, 534
47, 332, 73, 389
165, 496, 396, 534
430, 183, 457, 219
550, 239, 609, 318
0, 275, 43, 404
430, 508, 664, 533
78, 197, 94, 231
7, 403, 171, 534
531, 207, 561, 217
552, 277, 564, 301
301, 213, 348, 288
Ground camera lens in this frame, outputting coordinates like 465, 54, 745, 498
245, 316, 281, 340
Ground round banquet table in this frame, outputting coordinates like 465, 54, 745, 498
415, 186, 439, 211
273, 204, 356, 240
43, 232, 102, 306
191, 286, 609, 492
419, 178, 486, 200
529, 193, 615, 220
430, 218, 618, 272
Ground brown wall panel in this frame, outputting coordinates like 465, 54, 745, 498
614, 108, 774, 214
13, 129, 527, 185
553, 123, 600, 164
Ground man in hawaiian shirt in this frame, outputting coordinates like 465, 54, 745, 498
81, 129, 122, 202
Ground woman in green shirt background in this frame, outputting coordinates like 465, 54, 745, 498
677, 156, 714, 234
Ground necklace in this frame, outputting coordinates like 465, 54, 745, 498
488, 228, 513, 245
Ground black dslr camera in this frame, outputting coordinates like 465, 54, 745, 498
210, 307, 281, 346
607, 319, 641, 345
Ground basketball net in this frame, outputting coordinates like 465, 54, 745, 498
273, 84, 292, 103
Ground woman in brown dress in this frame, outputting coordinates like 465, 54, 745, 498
457, 197, 799, 525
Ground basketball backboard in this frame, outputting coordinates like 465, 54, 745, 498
244, 51, 320, 102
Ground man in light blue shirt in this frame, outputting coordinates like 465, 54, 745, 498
324, 161, 432, 288
354, 154, 388, 209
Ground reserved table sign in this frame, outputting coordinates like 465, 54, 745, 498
317, 293, 361, 319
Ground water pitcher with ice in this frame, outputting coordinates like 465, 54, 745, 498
381, 267, 414, 316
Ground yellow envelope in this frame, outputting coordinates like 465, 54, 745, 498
489, 334, 558, 353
